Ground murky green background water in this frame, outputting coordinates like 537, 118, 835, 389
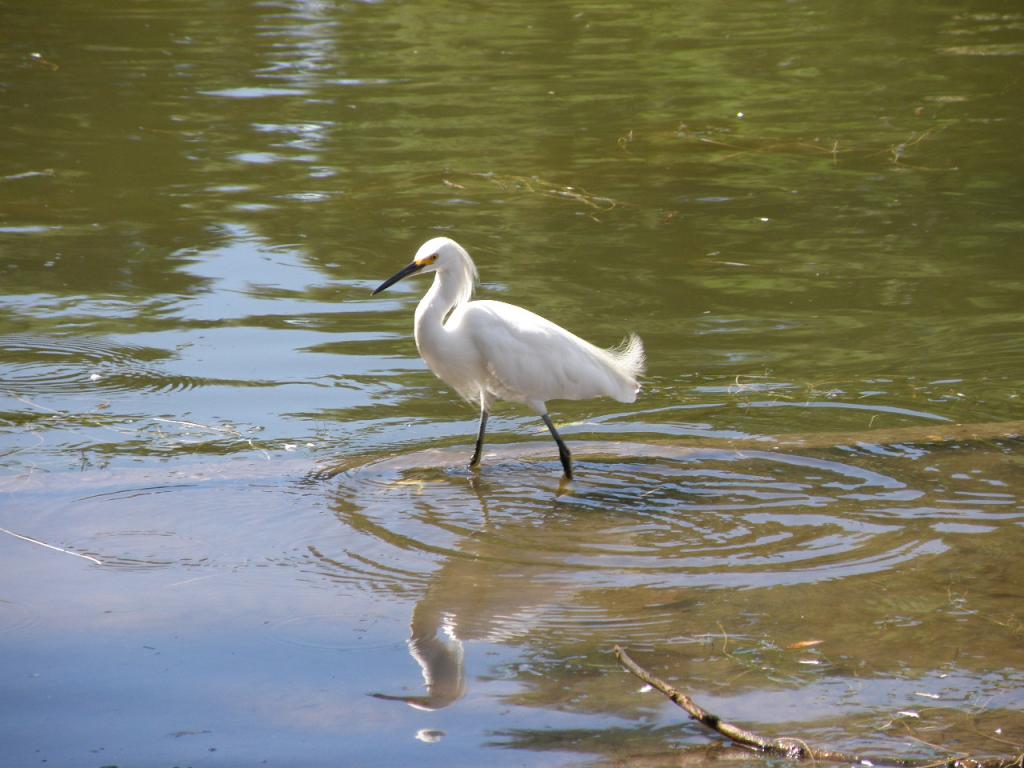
2, 1, 1022, 766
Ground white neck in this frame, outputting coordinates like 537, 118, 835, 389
414, 271, 461, 353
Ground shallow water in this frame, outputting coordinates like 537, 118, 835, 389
1, 1, 1023, 766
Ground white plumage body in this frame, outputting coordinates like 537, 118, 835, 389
373, 236, 645, 478
420, 297, 643, 414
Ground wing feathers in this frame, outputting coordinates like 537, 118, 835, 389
457, 300, 644, 410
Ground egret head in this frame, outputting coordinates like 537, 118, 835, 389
372, 237, 478, 302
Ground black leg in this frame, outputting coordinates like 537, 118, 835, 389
470, 407, 488, 468
541, 413, 573, 479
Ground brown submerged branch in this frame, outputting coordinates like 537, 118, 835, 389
613, 645, 1024, 768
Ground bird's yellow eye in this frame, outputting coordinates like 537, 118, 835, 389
416, 253, 439, 267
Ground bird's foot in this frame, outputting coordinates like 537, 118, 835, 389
555, 474, 575, 497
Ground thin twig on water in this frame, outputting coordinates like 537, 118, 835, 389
0, 526, 102, 565
613, 645, 1024, 768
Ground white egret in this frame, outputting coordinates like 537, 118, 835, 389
372, 237, 645, 479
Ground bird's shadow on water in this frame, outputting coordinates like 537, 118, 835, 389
356, 465, 582, 711
322, 441, 663, 711
315, 436, 937, 712
331, 439, 795, 698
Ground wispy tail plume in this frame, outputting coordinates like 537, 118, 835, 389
611, 332, 646, 385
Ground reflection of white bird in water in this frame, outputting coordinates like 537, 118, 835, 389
372, 237, 645, 479
370, 601, 466, 711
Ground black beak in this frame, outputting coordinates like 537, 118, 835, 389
372, 261, 424, 295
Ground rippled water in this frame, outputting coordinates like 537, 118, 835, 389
2, 1, 1023, 766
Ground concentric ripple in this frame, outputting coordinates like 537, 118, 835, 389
313, 441, 953, 593
0, 334, 212, 395
0, 598, 37, 635
43, 484, 234, 571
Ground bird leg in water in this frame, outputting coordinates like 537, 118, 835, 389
470, 407, 488, 468
541, 413, 574, 480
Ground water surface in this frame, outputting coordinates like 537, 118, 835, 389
1, 1, 1022, 766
